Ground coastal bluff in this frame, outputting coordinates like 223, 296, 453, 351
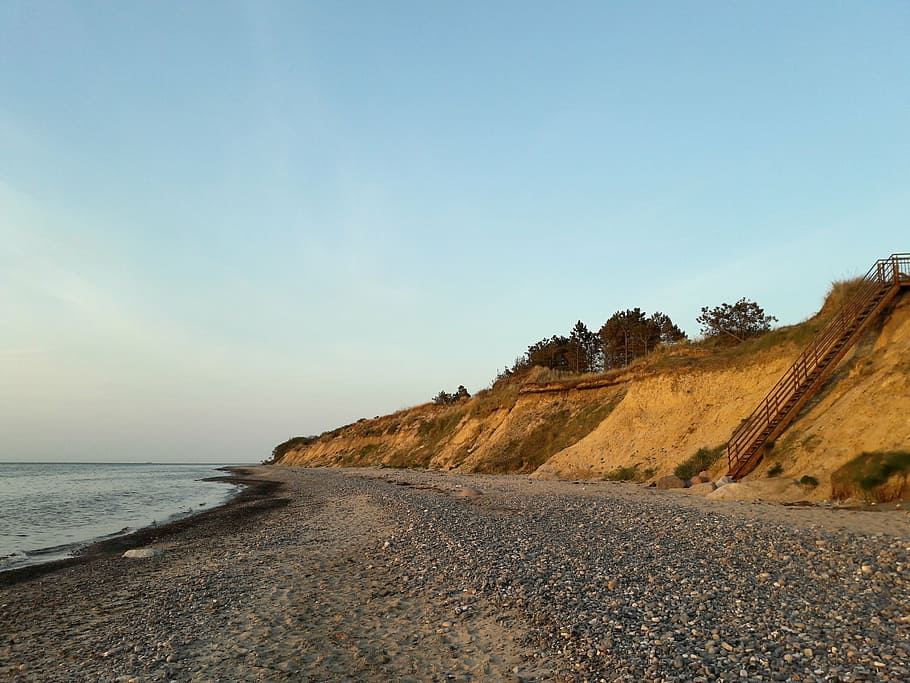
273, 290, 910, 500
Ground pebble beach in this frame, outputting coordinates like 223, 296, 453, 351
2, 466, 909, 682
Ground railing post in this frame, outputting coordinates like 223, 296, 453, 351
894, 256, 900, 286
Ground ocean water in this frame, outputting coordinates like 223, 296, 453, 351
0, 463, 241, 570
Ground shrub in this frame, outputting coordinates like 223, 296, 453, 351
799, 475, 819, 488
767, 462, 784, 477
269, 435, 318, 463
674, 444, 726, 481
603, 466, 641, 481
831, 451, 910, 502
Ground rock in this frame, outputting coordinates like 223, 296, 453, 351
714, 476, 735, 488
679, 482, 716, 495
453, 486, 482, 498
122, 548, 162, 559
707, 478, 806, 502
656, 475, 686, 490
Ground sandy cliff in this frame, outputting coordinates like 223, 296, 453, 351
275, 292, 910, 498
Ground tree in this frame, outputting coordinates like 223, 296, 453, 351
526, 335, 571, 370
599, 308, 687, 368
649, 311, 687, 345
696, 298, 777, 342
433, 385, 472, 405
567, 320, 600, 373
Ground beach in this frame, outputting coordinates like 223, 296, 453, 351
2, 466, 909, 682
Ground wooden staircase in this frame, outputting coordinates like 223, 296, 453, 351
726, 253, 910, 479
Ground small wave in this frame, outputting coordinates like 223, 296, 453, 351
0, 551, 29, 570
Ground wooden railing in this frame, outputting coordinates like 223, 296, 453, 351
727, 253, 910, 479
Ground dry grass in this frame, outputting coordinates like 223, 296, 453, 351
819, 278, 866, 318
473, 391, 625, 474
469, 384, 519, 417
830, 451, 910, 502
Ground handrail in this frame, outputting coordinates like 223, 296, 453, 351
727, 253, 910, 475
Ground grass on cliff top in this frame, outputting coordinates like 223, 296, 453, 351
830, 451, 910, 502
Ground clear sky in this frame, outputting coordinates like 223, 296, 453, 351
1, 2, 908, 463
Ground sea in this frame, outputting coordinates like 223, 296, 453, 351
0, 463, 242, 571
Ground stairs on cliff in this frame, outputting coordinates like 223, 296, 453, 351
726, 253, 910, 479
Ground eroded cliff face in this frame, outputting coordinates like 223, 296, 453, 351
275, 293, 910, 495
273, 379, 627, 474
531, 353, 798, 480
757, 294, 910, 488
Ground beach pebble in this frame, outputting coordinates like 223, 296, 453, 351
123, 548, 162, 559
5, 467, 910, 683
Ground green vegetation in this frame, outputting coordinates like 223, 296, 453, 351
603, 464, 655, 482
821, 278, 865, 317
269, 435, 318, 463
697, 298, 778, 344
494, 308, 687, 384
831, 451, 910, 502
415, 406, 468, 458
767, 462, 784, 477
433, 385, 471, 405
799, 475, 819, 488
599, 308, 686, 369
270, 277, 873, 477
674, 444, 726, 480
475, 392, 624, 474
469, 383, 519, 417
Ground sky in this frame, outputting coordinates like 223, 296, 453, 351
1, 2, 908, 463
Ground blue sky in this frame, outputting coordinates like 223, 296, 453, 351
1, 2, 908, 462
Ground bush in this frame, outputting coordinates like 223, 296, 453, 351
433, 385, 471, 405
269, 435, 318, 463
674, 444, 726, 480
604, 466, 641, 482
799, 475, 819, 488
697, 298, 777, 343
831, 451, 910, 502
767, 462, 784, 477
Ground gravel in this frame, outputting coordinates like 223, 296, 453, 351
2, 466, 908, 682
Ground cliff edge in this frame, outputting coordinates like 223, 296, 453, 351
273, 290, 910, 500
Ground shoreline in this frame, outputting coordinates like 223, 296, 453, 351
2, 466, 909, 681
0, 466, 280, 588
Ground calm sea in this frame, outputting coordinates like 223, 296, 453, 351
0, 463, 241, 570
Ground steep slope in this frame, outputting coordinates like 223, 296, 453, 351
531, 350, 797, 480
753, 293, 910, 486
274, 291, 910, 499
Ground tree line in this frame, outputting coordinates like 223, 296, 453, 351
493, 298, 776, 384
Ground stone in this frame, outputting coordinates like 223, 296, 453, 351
453, 486, 482, 498
680, 482, 716, 496
656, 475, 686, 490
122, 548, 162, 559
714, 476, 735, 488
